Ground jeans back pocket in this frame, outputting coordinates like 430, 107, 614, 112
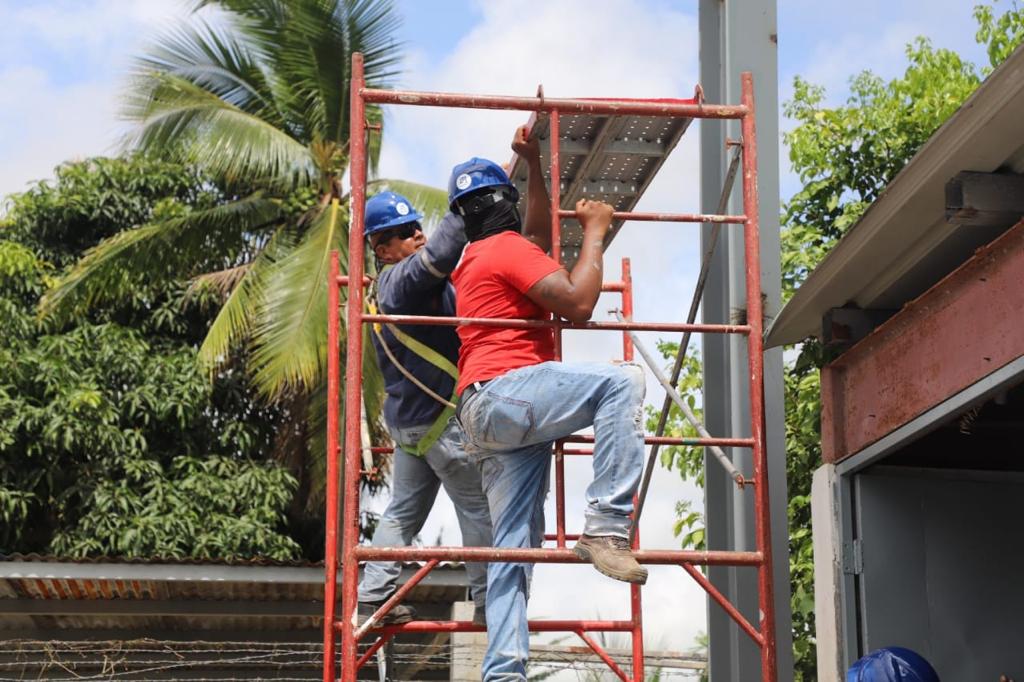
469, 392, 535, 452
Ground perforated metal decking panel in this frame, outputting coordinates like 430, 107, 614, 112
507, 102, 695, 268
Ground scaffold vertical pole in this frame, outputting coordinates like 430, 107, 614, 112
621, 258, 634, 362
548, 110, 562, 269
741, 71, 777, 681
621, 257, 645, 681
549, 109, 569, 552
323, 255, 341, 682
340, 51, 368, 682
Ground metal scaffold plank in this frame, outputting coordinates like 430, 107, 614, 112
507, 102, 696, 268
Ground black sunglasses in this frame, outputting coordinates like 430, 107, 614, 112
373, 223, 420, 246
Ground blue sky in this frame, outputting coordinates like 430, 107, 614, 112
0, 0, 1005, 664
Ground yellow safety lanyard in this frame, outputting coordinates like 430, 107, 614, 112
368, 297, 458, 457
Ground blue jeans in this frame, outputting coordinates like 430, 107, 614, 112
358, 419, 492, 610
458, 361, 646, 682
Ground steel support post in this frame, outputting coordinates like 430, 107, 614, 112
340, 52, 368, 682
698, 1, 792, 680
323, 252, 341, 682
621, 258, 645, 682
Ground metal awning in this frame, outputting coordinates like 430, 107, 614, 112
507, 95, 697, 269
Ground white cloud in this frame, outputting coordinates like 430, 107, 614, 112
0, 0, 185, 201
780, 21, 924, 109
0, 66, 122, 199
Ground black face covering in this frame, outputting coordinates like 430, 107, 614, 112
457, 189, 522, 242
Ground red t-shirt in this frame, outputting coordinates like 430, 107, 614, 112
452, 231, 562, 394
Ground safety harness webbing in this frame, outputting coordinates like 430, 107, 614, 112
368, 298, 458, 457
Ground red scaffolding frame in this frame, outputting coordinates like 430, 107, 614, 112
324, 52, 776, 681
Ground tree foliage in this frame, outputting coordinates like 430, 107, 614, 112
654, 4, 1024, 678
0, 156, 297, 559
52, 455, 300, 560
36, 0, 448, 510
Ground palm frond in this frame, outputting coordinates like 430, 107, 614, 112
40, 194, 283, 324
237, 0, 402, 147
123, 72, 316, 187
366, 105, 383, 176
367, 179, 449, 232
189, 263, 251, 299
197, 224, 293, 371
248, 198, 348, 398
303, 321, 387, 513
135, 18, 284, 128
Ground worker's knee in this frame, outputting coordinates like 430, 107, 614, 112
614, 361, 646, 400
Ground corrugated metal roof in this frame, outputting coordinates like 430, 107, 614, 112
1, 553, 323, 567
0, 555, 468, 636
766, 44, 1024, 347
507, 96, 696, 269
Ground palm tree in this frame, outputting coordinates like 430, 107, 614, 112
40, 0, 448, 516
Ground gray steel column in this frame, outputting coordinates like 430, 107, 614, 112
698, 1, 793, 680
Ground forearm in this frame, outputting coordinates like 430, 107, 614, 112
422, 214, 468, 275
521, 155, 552, 253
564, 230, 605, 319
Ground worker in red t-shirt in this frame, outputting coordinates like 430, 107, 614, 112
450, 129, 647, 682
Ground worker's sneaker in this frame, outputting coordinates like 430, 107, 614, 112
472, 605, 487, 627
573, 534, 648, 585
357, 600, 416, 626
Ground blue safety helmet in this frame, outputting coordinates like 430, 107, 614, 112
847, 647, 940, 682
364, 191, 424, 238
447, 157, 519, 211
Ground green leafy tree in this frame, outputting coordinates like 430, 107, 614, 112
0, 232, 296, 557
653, 4, 1024, 679
38, 0, 449, 508
0, 154, 310, 559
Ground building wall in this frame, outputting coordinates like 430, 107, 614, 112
821, 219, 1024, 462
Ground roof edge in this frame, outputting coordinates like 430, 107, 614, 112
767, 43, 1024, 347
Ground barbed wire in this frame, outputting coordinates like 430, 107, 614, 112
0, 638, 705, 681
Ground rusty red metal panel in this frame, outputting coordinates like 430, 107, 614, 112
821, 219, 1024, 462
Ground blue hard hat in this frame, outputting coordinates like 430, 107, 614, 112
447, 157, 519, 210
847, 647, 940, 682
364, 191, 423, 238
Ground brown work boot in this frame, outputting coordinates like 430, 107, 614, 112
573, 534, 648, 585
357, 600, 416, 626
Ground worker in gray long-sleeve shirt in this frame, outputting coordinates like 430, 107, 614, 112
358, 190, 492, 626
357, 125, 550, 630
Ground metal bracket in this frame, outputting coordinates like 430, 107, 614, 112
842, 539, 863, 576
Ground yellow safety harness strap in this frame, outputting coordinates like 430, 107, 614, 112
368, 298, 459, 457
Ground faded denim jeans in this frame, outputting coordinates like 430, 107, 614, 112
358, 418, 492, 610
458, 361, 646, 682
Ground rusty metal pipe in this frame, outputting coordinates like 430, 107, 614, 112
558, 209, 745, 224
363, 313, 749, 335
354, 546, 762, 565
362, 88, 748, 119
340, 619, 637, 634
